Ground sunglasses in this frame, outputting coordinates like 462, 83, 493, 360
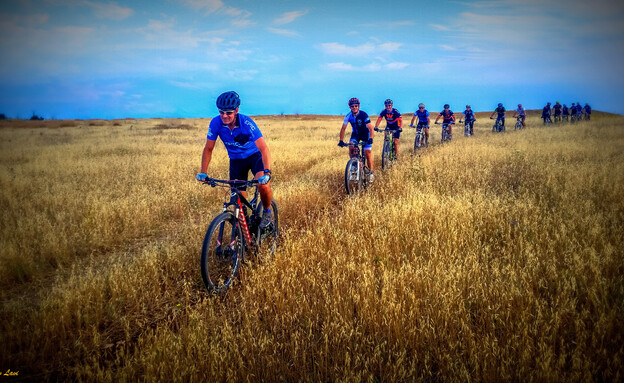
350, 105, 359, 108
219, 110, 235, 116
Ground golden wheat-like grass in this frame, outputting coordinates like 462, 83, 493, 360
0, 114, 623, 381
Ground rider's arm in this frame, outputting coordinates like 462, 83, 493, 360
374, 116, 383, 129
435, 114, 441, 123
200, 139, 217, 174
339, 123, 348, 141
410, 115, 416, 125
367, 122, 374, 139
254, 136, 272, 172
397, 116, 403, 128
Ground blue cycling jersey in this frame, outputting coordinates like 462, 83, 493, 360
378, 108, 401, 129
463, 109, 475, 121
415, 109, 429, 123
343, 110, 371, 136
516, 107, 526, 117
207, 113, 263, 160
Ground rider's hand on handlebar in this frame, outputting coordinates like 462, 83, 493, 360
196, 172, 208, 181
409, 124, 414, 128
258, 174, 271, 184
366, 138, 374, 145
338, 140, 347, 147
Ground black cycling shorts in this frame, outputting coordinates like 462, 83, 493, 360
229, 151, 264, 190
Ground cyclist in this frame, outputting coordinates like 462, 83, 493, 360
489, 103, 506, 130
374, 99, 402, 160
553, 101, 562, 123
409, 102, 430, 146
584, 103, 592, 120
542, 102, 552, 124
461, 104, 476, 135
339, 97, 375, 182
196, 91, 274, 228
562, 104, 569, 122
434, 104, 455, 137
513, 103, 526, 128
576, 102, 584, 120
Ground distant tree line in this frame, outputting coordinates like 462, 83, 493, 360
0, 112, 45, 120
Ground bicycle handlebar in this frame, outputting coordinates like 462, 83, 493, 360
202, 178, 259, 188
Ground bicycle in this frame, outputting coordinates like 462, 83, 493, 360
411, 123, 428, 151
340, 141, 371, 195
515, 116, 523, 130
459, 119, 474, 137
375, 127, 399, 169
490, 116, 505, 132
199, 178, 279, 293
435, 121, 454, 142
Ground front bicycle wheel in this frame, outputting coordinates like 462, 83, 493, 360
345, 157, 362, 195
465, 124, 470, 137
201, 211, 244, 293
381, 139, 390, 169
254, 200, 279, 258
414, 133, 421, 151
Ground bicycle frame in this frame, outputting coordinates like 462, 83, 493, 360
206, 179, 260, 246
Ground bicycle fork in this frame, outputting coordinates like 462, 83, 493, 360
235, 199, 253, 245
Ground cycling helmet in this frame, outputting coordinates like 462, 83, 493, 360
418, 103, 425, 108
216, 91, 240, 111
556, 100, 560, 104
443, 104, 450, 109
571, 103, 575, 106
348, 97, 360, 106
547, 102, 551, 105
466, 104, 471, 108
498, 103, 503, 107
384, 99, 393, 106
518, 104, 522, 108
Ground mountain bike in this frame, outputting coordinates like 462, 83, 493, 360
199, 178, 279, 293
543, 115, 552, 125
375, 127, 400, 169
459, 119, 474, 137
340, 141, 371, 195
411, 123, 428, 151
435, 121, 454, 142
490, 117, 505, 132
515, 117, 524, 130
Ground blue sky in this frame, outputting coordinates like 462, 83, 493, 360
1, 0, 623, 119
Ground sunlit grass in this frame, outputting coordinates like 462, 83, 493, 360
0, 114, 623, 381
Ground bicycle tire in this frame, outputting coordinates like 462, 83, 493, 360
345, 157, 362, 195
414, 132, 422, 151
464, 123, 470, 137
253, 200, 279, 257
515, 121, 522, 130
201, 211, 244, 293
381, 139, 390, 169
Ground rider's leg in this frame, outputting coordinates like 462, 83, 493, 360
394, 137, 399, 158
424, 126, 430, 146
364, 148, 374, 172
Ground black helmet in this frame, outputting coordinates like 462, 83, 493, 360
348, 97, 360, 106
384, 99, 393, 106
216, 91, 240, 111
443, 104, 450, 109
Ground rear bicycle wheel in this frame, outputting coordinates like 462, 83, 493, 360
254, 200, 279, 258
414, 132, 421, 151
201, 211, 244, 293
345, 158, 362, 195
381, 139, 390, 169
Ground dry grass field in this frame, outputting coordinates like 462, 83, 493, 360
1, 112, 623, 381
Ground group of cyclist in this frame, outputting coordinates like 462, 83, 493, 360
195, 91, 594, 213
541, 101, 591, 124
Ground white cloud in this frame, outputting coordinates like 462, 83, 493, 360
177, 0, 251, 19
325, 62, 385, 72
318, 41, 402, 56
385, 62, 409, 70
266, 27, 299, 37
83, 1, 133, 20
430, 24, 451, 31
273, 10, 308, 25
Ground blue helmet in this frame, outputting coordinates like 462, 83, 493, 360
384, 99, 393, 106
348, 97, 360, 106
498, 103, 502, 107
216, 91, 240, 111
443, 104, 450, 109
